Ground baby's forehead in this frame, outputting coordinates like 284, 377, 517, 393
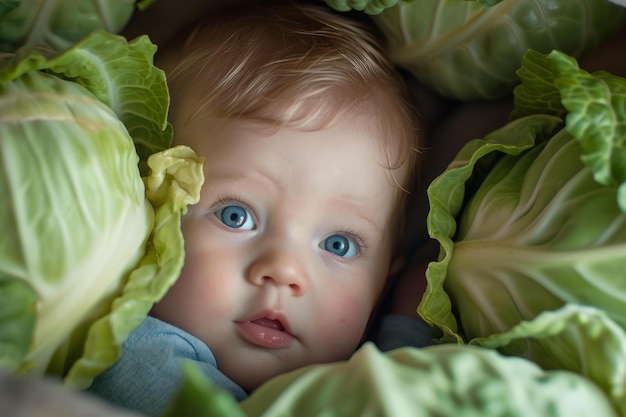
182, 113, 409, 207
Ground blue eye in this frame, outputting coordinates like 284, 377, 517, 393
321, 234, 358, 258
214, 205, 255, 230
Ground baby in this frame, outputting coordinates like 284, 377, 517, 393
88, 1, 426, 414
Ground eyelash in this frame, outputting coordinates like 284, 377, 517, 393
209, 194, 256, 218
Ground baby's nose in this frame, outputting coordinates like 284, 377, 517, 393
247, 243, 308, 296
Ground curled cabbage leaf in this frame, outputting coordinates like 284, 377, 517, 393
370, 0, 626, 100
420, 50, 626, 412
0, 31, 203, 388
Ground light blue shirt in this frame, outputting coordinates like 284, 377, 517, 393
87, 316, 247, 416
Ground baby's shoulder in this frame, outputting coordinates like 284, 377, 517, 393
126, 316, 216, 365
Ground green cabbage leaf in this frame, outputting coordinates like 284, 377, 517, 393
0, 30, 204, 389
420, 49, 626, 412
324, 0, 403, 14
473, 305, 626, 411
0, 29, 172, 161
370, 0, 626, 100
161, 343, 618, 416
0, 0, 157, 53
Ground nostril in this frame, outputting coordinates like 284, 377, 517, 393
256, 275, 303, 293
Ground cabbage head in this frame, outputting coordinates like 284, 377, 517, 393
420, 49, 626, 412
0, 31, 204, 389
0, 0, 155, 52
370, 0, 626, 100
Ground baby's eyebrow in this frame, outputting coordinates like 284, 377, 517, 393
208, 168, 280, 190
330, 197, 383, 234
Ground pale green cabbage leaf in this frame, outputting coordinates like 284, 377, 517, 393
161, 343, 618, 416
420, 49, 626, 412
0, 30, 204, 388
473, 305, 626, 413
370, 0, 626, 100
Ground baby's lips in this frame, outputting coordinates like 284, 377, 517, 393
236, 320, 295, 349
235, 309, 296, 349
251, 317, 285, 331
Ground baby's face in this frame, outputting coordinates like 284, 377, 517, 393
150, 115, 405, 391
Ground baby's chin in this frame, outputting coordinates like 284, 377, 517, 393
221, 349, 349, 392
217, 333, 365, 392
223, 357, 297, 393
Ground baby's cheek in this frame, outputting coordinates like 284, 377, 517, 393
320, 296, 371, 354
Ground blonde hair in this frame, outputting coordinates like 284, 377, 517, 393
158, 0, 421, 228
